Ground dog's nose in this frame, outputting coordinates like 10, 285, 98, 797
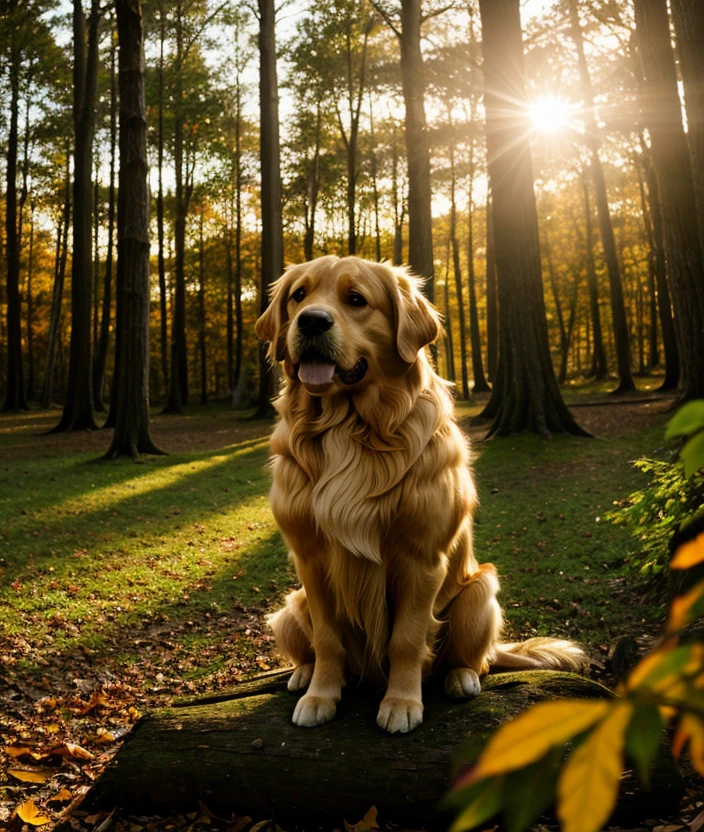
298, 309, 334, 335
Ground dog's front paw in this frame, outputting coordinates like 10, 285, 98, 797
376, 697, 423, 734
288, 663, 314, 691
292, 693, 337, 727
445, 667, 481, 698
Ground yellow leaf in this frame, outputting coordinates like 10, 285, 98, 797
471, 700, 610, 781
49, 742, 94, 760
4, 746, 35, 758
671, 533, 704, 570
556, 701, 633, 832
672, 713, 704, 776
8, 768, 52, 783
48, 789, 72, 802
361, 807, 378, 828
668, 581, 704, 632
16, 799, 51, 826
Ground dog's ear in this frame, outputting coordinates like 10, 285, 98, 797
388, 266, 441, 363
255, 270, 293, 362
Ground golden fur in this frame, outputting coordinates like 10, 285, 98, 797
256, 255, 584, 733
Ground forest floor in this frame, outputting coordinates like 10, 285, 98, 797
1, 377, 701, 832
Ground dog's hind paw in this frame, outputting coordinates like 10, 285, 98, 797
376, 697, 423, 734
288, 663, 314, 691
292, 693, 337, 727
445, 667, 481, 698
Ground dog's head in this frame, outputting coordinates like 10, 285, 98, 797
255, 256, 440, 396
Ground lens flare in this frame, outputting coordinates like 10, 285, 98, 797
529, 95, 572, 134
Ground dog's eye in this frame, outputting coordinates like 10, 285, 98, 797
291, 286, 306, 303
348, 291, 367, 308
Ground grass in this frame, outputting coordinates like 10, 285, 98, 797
0, 388, 674, 684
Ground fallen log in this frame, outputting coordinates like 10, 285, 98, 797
87, 670, 683, 829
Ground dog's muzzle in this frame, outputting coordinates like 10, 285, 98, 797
293, 309, 368, 390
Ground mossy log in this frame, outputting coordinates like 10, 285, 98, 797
88, 670, 683, 829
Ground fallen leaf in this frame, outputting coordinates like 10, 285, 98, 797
9, 768, 52, 783
16, 799, 51, 826
4, 745, 41, 759
48, 789, 73, 802
49, 741, 95, 760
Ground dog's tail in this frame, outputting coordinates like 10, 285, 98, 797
492, 637, 587, 672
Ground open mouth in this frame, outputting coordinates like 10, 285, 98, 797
296, 349, 368, 389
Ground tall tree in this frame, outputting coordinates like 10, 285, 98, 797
670, 0, 704, 246
447, 119, 469, 398
567, 0, 634, 393
484, 195, 498, 382
373, 0, 434, 300
53, 0, 101, 431
105, 0, 163, 458
2, 0, 29, 412
93, 28, 117, 411
255, 0, 284, 415
634, 0, 704, 401
477, 0, 587, 437
579, 168, 608, 380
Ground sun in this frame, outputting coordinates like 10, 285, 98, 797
528, 95, 572, 134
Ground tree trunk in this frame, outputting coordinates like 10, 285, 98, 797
477, 0, 587, 437
399, 0, 434, 300
26, 202, 35, 401
670, 0, 704, 247
579, 169, 608, 380
255, 0, 284, 417
198, 209, 207, 406
643, 155, 680, 389
369, 96, 382, 262
163, 6, 189, 414
234, 84, 244, 397
448, 124, 469, 398
442, 237, 455, 383
391, 120, 405, 266
2, 9, 29, 412
86, 670, 683, 828
303, 100, 322, 262
41, 155, 71, 409
104, 0, 163, 459
568, 0, 634, 393
93, 31, 117, 413
467, 140, 489, 394
156, 1, 169, 398
485, 196, 498, 383
635, 156, 660, 368
634, 0, 704, 401
52, 0, 101, 431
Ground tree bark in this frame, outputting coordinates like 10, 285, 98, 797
398, 0, 433, 300
26, 202, 35, 400
635, 156, 660, 368
670, 0, 704, 247
466, 140, 489, 395
579, 169, 608, 380
634, 0, 704, 401
41, 154, 71, 410
448, 123, 469, 398
93, 31, 118, 413
568, 0, 634, 393
2, 4, 29, 412
442, 236, 455, 383
156, 1, 169, 398
477, 0, 587, 437
105, 0, 164, 459
52, 0, 101, 431
198, 209, 208, 406
485, 196, 498, 383
86, 670, 683, 827
255, 0, 284, 417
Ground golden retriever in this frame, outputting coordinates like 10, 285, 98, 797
255, 255, 584, 734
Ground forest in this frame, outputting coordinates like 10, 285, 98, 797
1, 0, 704, 830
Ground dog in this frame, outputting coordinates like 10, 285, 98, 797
255, 255, 584, 734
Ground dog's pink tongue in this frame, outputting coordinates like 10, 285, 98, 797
298, 357, 335, 386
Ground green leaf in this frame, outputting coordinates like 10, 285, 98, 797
682, 431, 704, 478
449, 777, 504, 832
627, 644, 698, 690
625, 704, 663, 787
665, 401, 704, 440
501, 747, 563, 832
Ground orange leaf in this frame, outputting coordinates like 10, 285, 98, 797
16, 799, 50, 826
672, 713, 704, 776
4, 746, 39, 759
671, 533, 704, 570
48, 789, 72, 802
668, 582, 704, 633
9, 768, 52, 783
49, 742, 94, 760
